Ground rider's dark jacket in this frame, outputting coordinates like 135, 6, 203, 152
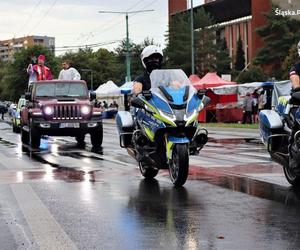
290, 63, 300, 77
134, 72, 151, 91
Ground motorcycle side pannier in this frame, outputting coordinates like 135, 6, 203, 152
116, 111, 134, 148
259, 109, 284, 144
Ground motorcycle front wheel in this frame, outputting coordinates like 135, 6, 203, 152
169, 144, 189, 187
139, 162, 159, 179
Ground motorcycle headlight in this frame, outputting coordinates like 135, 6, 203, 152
43, 106, 54, 116
81, 105, 91, 115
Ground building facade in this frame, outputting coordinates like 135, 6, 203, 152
169, 0, 271, 68
0, 35, 55, 62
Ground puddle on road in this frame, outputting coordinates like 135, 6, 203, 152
188, 166, 300, 208
208, 138, 259, 144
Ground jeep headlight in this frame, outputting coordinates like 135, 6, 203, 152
81, 105, 91, 115
43, 106, 54, 116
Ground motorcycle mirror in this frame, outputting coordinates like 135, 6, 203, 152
202, 96, 211, 107
25, 92, 32, 101
197, 89, 207, 99
142, 90, 152, 100
131, 97, 145, 109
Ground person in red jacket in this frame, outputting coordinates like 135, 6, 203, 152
27, 54, 53, 83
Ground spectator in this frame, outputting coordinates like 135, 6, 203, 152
113, 100, 119, 110
58, 60, 81, 80
103, 101, 108, 109
258, 90, 267, 112
242, 92, 253, 124
252, 90, 259, 123
0, 102, 7, 120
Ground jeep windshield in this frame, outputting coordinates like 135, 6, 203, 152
35, 82, 88, 98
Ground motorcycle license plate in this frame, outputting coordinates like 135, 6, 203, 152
59, 123, 80, 128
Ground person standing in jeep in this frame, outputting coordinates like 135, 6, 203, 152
27, 54, 53, 83
58, 60, 81, 80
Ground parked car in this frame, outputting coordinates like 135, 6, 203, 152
12, 97, 26, 133
20, 80, 103, 148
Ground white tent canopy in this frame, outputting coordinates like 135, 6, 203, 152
95, 80, 120, 98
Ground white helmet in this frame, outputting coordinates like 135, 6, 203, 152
140, 45, 163, 69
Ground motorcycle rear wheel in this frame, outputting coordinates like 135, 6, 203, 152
284, 158, 300, 186
169, 144, 189, 187
139, 162, 159, 179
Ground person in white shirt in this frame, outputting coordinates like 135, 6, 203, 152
58, 60, 81, 80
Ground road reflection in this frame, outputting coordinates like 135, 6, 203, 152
127, 179, 200, 249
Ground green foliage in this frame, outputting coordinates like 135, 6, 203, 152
60, 47, 121, 89
235, 37, 245, 71
282, 44, 298, 79
194, 8, 217, 76
216, 38, 231, 75
164, 13, 191, 75
254, 4, 300, 79
115, 37, 156, 82
165, 8, 217, 76
236, 66, 267, 83
0, 45, 58, 100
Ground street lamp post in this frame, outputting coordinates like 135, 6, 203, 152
191, 0, 195, 75
81, 69, 93, 91
99, 10, 154, 82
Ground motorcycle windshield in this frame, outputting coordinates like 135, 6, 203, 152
150, 69, 191, 90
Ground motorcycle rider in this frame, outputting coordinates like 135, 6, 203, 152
290, 41, 300, 90
288, 41, 300, 168
133, 45, 163, 95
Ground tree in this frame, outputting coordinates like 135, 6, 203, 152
216, 38, 231, 75
115, 38, 158, 82
194, 8, 217, 76
236, 66, 267, 83
0, 45, 58, 100
235, 37, 245, 71
254, 4, 300, 79
282, 44, 299, 79
165, 13, 191, 75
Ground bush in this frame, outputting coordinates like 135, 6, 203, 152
236, 67, 267, 83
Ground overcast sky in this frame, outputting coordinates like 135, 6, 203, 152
0, 0, 204, 54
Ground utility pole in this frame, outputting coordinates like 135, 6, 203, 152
99, 10, 154, 82
191, 0, 195, 75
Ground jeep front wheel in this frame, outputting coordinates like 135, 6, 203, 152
76, 134, 85, 147
90, 124, 103, 148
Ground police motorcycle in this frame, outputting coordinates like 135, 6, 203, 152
259, 88, 300, 186
116, 69, 210, 187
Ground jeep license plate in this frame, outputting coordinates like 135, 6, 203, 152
59, 123, 80, 128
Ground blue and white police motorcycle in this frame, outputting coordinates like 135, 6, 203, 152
116, 69, 210, 187
259, 88, 300, 186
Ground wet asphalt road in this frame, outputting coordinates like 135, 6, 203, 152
0, 120, 300, 249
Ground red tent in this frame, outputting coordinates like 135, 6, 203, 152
189, 74, 201, 84
193, 72, 236, 89
194, 73, 240, 123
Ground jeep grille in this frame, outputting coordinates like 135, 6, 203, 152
53, 105, 82, 120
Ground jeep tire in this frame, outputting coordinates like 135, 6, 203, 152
90, 123, 103, 148
76, 134, 85, 147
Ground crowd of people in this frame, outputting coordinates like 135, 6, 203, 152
242, 89, 267, 124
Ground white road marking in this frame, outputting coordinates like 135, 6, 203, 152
11, 184, 78, 250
